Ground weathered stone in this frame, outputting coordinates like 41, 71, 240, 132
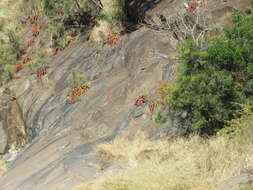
0, 88, 27, 154
217, 173, 253, 190
0, 122, 7, 154
0, 1, 251, 189
132, 106, 145, 119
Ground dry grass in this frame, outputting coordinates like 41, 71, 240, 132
89, 0, 123, 42
0, 0, 26, 40
0, 0, 24, 26
0, 158, 6, 176
74, 125, 253, 190
96, 132, 158, 166
89, 20, 111, 42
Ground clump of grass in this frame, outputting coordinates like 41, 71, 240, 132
0, 158, 7, 176
74, 115, 253, 190
89, 0, 124, 42
96, 132, 157, 166
238, 185, 253, 190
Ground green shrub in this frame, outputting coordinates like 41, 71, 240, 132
154, 109, 167, 124
0, 29, 23, 82
218, 104, 253, 138
5, 29, 24, 59
42, 0, 102, 47
169, 12, 253, 135
99, 0, 125, 26
27, 51, 49, 73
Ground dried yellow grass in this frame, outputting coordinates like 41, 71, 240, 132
89, 0, 123, 42
89, 20, 111, 43
0, 0, 26, 41
0, 0, 23, 27
0, 158, 6, 176
74, 127, 253, 190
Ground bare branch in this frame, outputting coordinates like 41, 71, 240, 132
142, 6, 213, 47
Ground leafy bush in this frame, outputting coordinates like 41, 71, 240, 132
154, 109, 167, 124
26, 50, 48, 77
218, 104, 253, 138
5, 29, 24, 58
169, 11, 253, 134
42, 0, 102, 47
0, 29, 24, 82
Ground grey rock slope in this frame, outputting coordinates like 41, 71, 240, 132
0, 29, 178, 190
0, 0, 252, 189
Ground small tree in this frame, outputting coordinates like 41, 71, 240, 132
169, 11, 253, 135
143, 5, 212, 47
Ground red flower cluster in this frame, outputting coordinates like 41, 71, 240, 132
26, 39, 35, 47
134, 96, 146, 106
186, 1, 201, 12
32, 26, 40, 37
21, 55, 32, 63
67, 84, 89, 102
107, 31, 120, 45
14, 61, 25, 73
28, 14, 39, 24
36, 67, 48, 78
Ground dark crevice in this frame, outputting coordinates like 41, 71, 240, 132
122, 0, 162, 33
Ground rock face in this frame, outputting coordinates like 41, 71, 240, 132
144, 0, 253, 28
0, 0, 252, 189
0, 122, 8, 154
0, 28, 179, 190
0, 88, 27, 154
217, 173, 253, 190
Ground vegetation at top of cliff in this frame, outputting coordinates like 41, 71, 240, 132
0, 29, 24, 81
0, 0, 125, 85
42, 0, 123, 22
40, 0, 124, 45
169, 10, 253, 135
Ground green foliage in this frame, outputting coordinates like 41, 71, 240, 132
67, 69, 85, 88
154, 109, 167, 124
172, 184, 189, 190
28, 51, 49, 72
237, 185, 253, 190
5, 29, 24, 59
169, 11, 253, 135
42, 0, 102, 48
99, 0, 125, 26
0, 29, 23, 82
218, 104, 253, 138
42, 0, 95, 16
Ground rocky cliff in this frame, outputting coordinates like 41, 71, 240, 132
0, 0, 252, 189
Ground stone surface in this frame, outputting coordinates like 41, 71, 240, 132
0, 28, 179, 190
0, 0, 252, 189
217, 173, 253, 190
0, 122, 7, 154
144, 0, 253, 29
0, 89, 27, 154
132, 106, 145, 119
